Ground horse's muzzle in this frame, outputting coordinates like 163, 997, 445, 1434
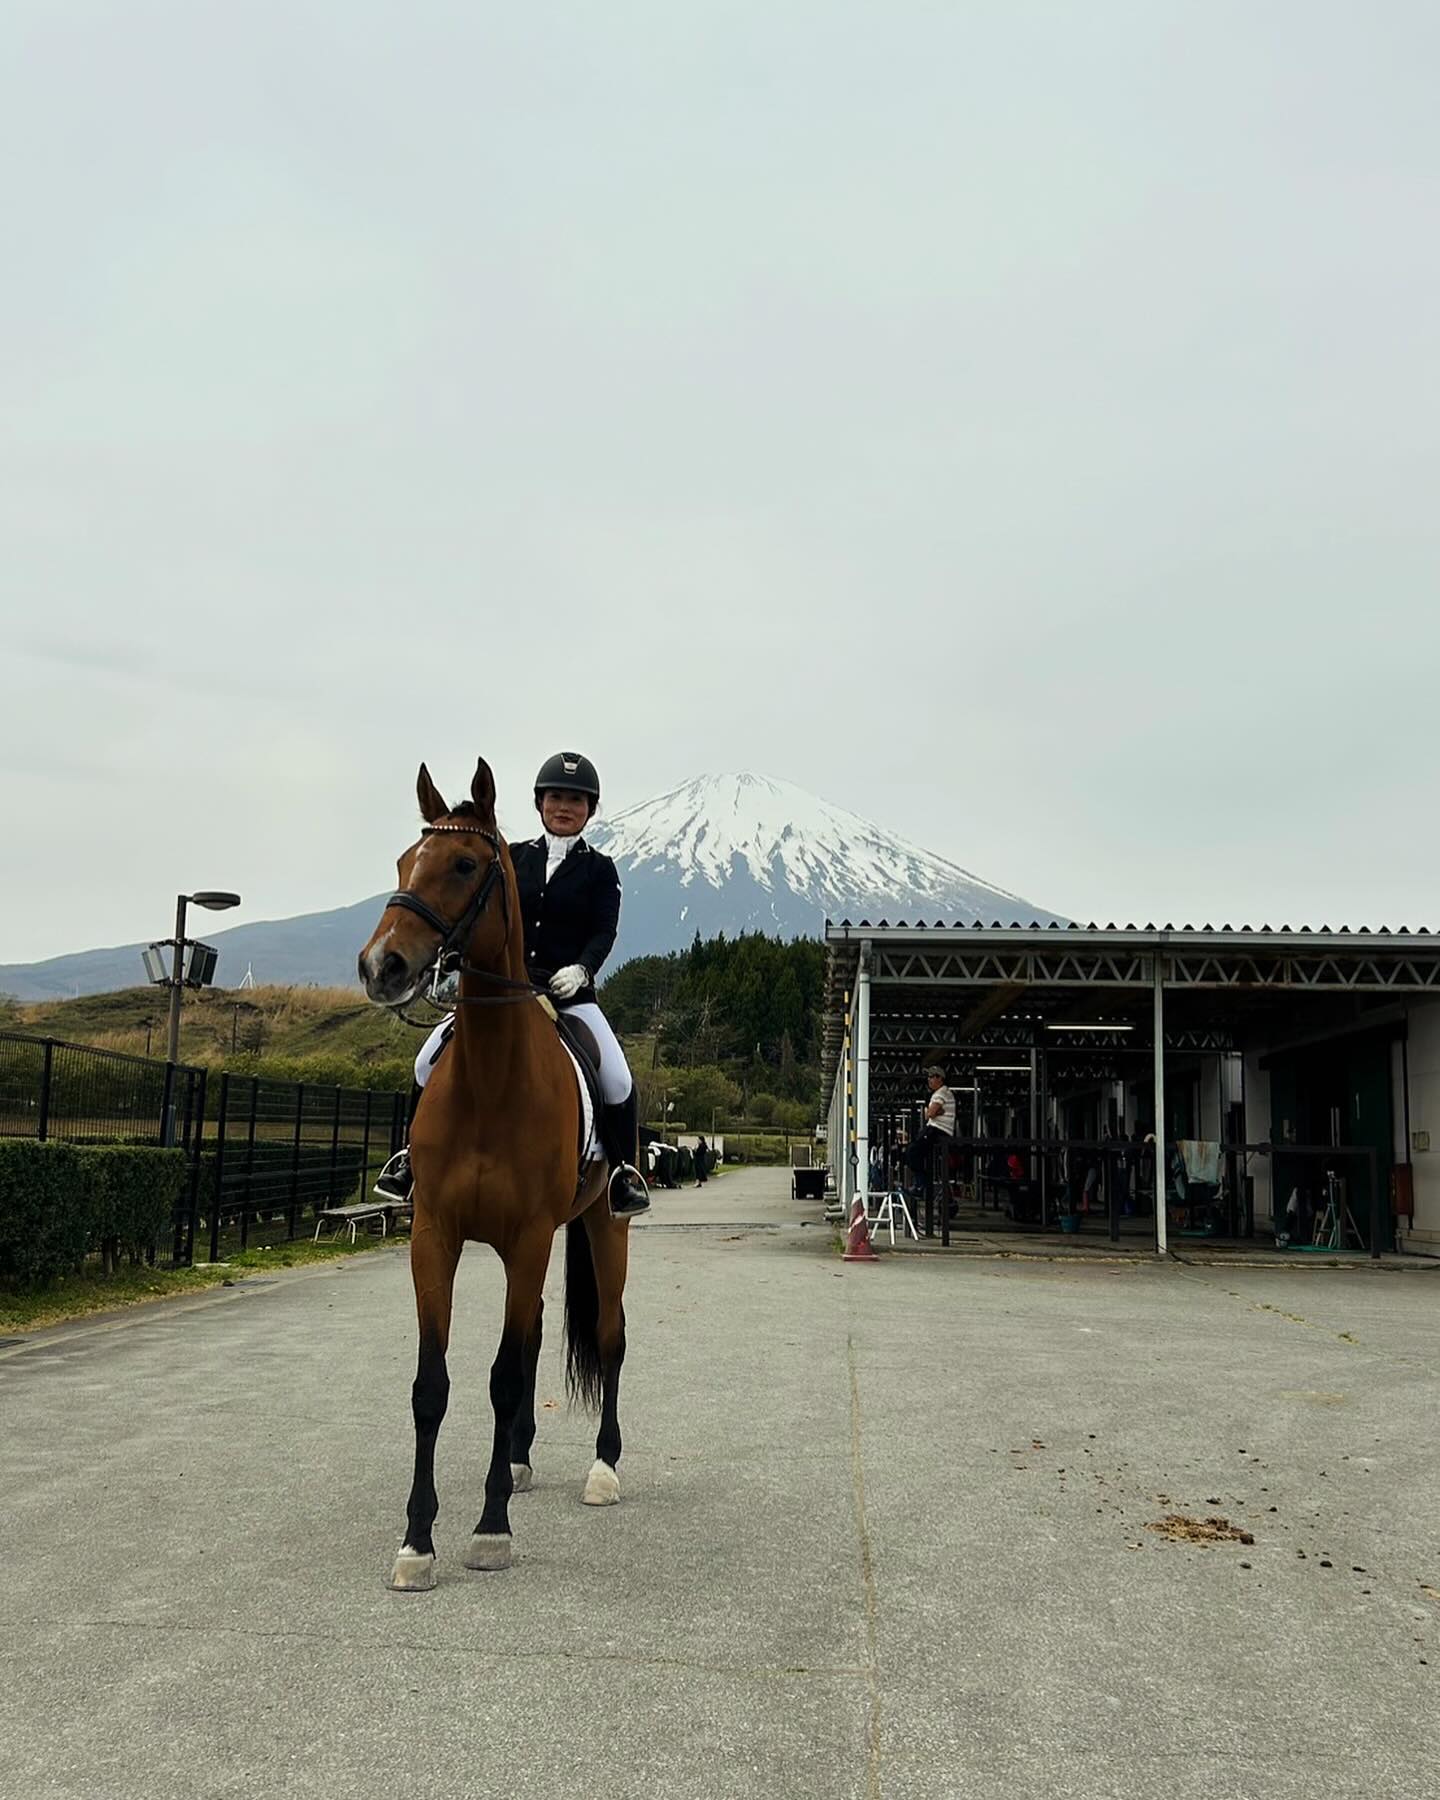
359, 941, 422, 1006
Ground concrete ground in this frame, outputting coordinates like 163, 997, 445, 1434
1, 1166, 1437, 1800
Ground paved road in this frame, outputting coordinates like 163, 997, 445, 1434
2, 1169, 1437, 1799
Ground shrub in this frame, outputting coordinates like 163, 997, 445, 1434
0, 1141, 96, 1288
719, 1134, 791, 1166
773, 1100, 814, 1134
235, 1052, 410, 1093
88, 1146, 187, 1272
0, 1142, 190, 1287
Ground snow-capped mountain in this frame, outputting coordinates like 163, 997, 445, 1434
0, 773, 1061, 1000
589, 773, 1062, 960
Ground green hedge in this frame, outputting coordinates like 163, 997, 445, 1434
0, 1140, 187, 1289
232, 1052, 412, 1093
717, 1134, 791, 1165
89, 1146, 188, 1272
0, 1142, 94, 1288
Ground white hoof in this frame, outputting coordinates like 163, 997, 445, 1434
463, 1532, 513, 1571
510, 1463, 534, 1493
387, 1547, 437, 1592
581, 1458, 621, 1506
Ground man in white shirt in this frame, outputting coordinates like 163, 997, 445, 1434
906, 1066, 957, 1216
924, 1067, 957, 1139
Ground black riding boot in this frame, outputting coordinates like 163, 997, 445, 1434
599, 1092, 651, 1217
373, 1082, 422, 1201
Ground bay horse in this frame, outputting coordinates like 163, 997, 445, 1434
358, 757, 629, 1592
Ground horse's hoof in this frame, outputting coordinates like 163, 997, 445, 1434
581, 1459, 620, 1506
387, 1547, 437, 1591
510, 1463, 534, 1494
464, 1532, 513, 1571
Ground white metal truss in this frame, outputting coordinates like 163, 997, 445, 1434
862, 945, 1440, 992
820, 926, 1440, 1097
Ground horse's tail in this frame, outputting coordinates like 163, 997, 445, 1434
563, 1218, 603, 1412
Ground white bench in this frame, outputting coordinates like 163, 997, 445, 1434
313, 1201, 401, 1245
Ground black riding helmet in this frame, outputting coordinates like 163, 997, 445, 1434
534, 750, 601, 818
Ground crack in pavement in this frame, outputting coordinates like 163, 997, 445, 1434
1173, 1267, 1440, 1378
847, 1333, 883, 1800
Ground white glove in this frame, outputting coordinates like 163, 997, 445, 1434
549, 964, 590, 1000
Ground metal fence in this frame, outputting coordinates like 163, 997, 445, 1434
886, 1130, 1388, 1258
201, 1074, 405, 1260
1, 1031, 405, 1267
0, 1031, 205, 1150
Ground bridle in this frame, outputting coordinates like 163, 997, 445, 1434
385, 822, 544, 1009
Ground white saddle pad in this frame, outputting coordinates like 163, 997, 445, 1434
562, 1042, 602, 1166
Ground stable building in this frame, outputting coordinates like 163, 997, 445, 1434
822, 922, 1440, 1257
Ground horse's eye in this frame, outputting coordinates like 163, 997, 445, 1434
454, 856, 478, 877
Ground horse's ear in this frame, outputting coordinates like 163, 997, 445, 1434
470, 757, 497, 825
417, 762, 448, 824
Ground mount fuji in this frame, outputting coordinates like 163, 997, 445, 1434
588, 773, 1063, 959
0, 774, 1062, 1000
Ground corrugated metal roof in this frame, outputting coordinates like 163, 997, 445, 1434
826, 919, 1436, 943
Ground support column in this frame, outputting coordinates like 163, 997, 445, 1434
840, 991, 854, 1209
854, 946, 872, 1204
827, 1066, 843, 1198
1028, 1046, 1038, 1150
1153, 948, 1168, 1257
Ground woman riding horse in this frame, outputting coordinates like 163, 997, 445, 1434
374, 750, 650, 1217
359, 756, 638, 1589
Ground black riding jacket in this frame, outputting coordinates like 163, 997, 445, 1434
511, 838, 621, 1007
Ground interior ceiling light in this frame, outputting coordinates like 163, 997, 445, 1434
975, 1064, 1032, 1072
1044, 1022, 1135, 1032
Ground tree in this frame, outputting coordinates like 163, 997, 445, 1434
774, 1099, 813, 1134
670, 1064, 742, 1129
598, 932, 824, 1114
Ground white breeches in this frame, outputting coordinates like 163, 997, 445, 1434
562, 1003, 634, 1105
413, 1002, 634, 1107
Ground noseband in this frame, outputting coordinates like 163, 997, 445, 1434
384, 823, 540, 1005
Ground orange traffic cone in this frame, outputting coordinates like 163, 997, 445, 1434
842, 1195, 879, 1263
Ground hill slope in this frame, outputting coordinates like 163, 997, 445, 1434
2, 985, 418, 1069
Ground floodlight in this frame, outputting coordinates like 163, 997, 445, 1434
142, 945, 170, 986
185, 942, 220, 988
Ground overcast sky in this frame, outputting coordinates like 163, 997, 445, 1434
4, 1, 1438, 963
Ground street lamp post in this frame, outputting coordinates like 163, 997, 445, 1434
166, 894, 188, 1069
159, 890, 240, 1143
166, 891, 241, 1065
